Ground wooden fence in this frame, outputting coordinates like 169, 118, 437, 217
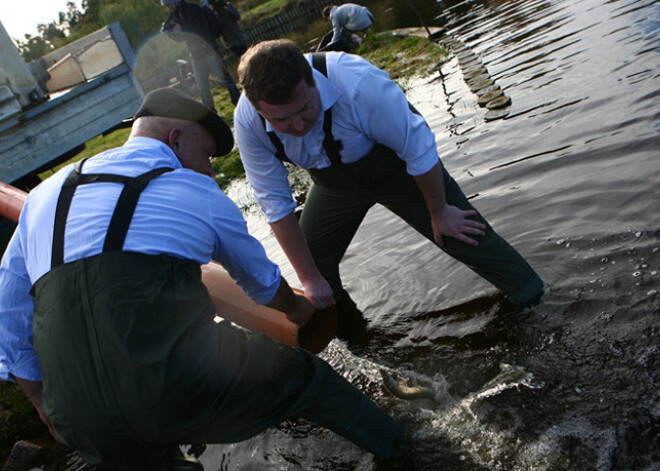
217, 0, 355, 59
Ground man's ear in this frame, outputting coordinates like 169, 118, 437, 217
167, 127, 182, 153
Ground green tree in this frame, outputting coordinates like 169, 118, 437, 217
16, 35, 52, 62
17, 0, 167, 60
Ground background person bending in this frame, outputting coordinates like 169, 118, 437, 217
318, 3, 375, 51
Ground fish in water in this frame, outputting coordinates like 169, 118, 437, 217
379, 369, 437, 402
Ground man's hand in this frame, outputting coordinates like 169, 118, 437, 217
266, 276, 318, 327
270, 213, 337, 309
284, 294, 315, 327
301, 275, 336, 309
414, 162, 486, 247
431, 205, 486, 247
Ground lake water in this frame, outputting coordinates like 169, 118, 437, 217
201, 0, 660, 469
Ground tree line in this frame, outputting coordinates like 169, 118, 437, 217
15, 0, 337, 63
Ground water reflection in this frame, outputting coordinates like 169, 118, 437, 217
205, 0, 659, 468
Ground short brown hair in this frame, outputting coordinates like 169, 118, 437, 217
322, 5, 333, 20
238, 39, 315, 108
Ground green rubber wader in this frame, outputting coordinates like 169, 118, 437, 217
302, 145, 543, 307
32, 251, 400, 468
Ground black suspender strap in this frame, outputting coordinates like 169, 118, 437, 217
320, 107, 343, 165
51, 160, 173, 269
262, 52, 343, 166
310, 52, 328, 76
51, 159, 86, 269
103, 167, 173, 252
260, 115, 292, 164
311, 53, 343, 166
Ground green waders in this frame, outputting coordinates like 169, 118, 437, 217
266, 54, 543, 309
300, 144, 544, 307
32, 253, 401, 468
32, 161, 401, 469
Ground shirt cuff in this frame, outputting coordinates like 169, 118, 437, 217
0, 350, 42, 382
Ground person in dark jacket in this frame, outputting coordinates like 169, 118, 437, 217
162, 0, 240, 107
207, 0, 250, 57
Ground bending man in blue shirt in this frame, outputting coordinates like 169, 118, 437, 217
234, 40, 544, 338
319, 3, 375, 52
0, 88, 401, 468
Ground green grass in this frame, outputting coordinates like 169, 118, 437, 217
357, 33, 447, 83
248, 0, 287, 16
38, 128, 131, 181
240, 0, 303, 27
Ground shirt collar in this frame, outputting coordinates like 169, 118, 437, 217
118, 137, 183, 169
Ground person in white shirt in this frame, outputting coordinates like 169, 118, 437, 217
0, 87, 402, 468
319, 3, 375, 51
234, 40, 544, 337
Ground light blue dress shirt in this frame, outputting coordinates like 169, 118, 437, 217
329, 4, 374, 42
0, 137, 281, 382
234, 51, 440, 224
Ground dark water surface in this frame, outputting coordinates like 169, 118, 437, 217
202, 0, 660, 469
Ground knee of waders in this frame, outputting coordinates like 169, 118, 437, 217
335, 290, 371, 348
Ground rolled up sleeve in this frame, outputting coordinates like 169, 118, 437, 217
207, 185, 282, 305
234, 108, 298, 223
0, 239, 41, 382
354, 66, 440, 177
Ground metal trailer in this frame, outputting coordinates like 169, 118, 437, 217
0, 21, 144, 187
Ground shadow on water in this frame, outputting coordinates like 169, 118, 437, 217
203, 0, 660, 469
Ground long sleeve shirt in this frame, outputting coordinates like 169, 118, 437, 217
329, 4, 374, 42
234, 51, 439, 223
0, 137, 281, 382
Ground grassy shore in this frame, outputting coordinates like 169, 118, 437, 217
0, 31, 446, 464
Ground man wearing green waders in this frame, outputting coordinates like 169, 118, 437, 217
234, 40, 544, 339
0, 88, 402, 468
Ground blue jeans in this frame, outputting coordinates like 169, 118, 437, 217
192, 48, 240, 107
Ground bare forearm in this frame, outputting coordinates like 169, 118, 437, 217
270, 212, 324, 286
269, 212, 335, 307
413, 161, 447, 215
15, 376, 55, 437
413, 161, 485, 246
15, 376, 44, 409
